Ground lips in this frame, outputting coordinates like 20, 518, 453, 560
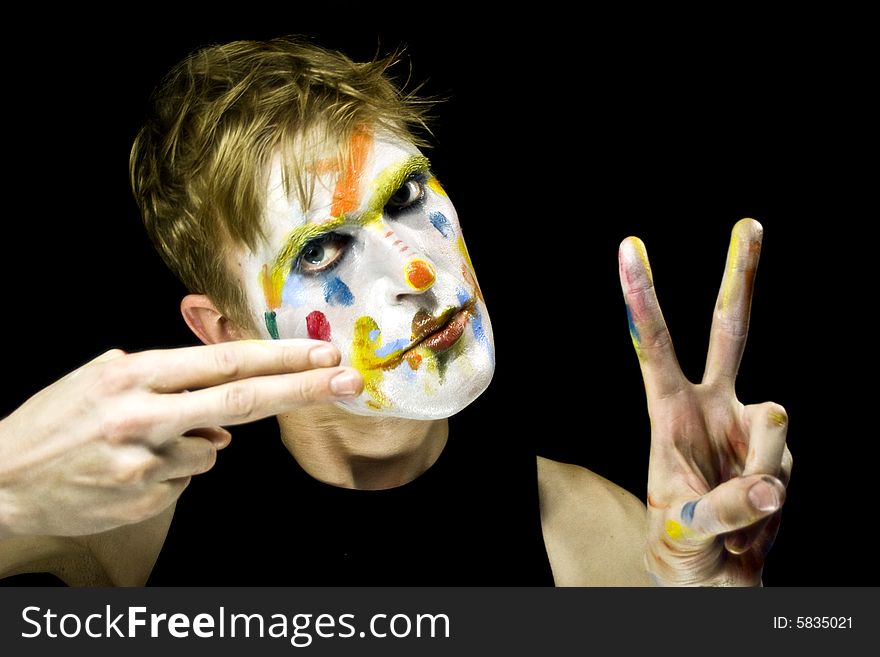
409, 298, 476, 354
422, 308, 470, 352
367, 298, 477, 372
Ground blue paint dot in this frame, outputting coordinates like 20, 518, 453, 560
681, 500, 698, 525
429, 211, 454, 239
369, 329, 381, 342
472, 313, 486, 343
471, 307, 495, 366
456, 286, 471, 306
323, 276, 355, 306
626, 304, 640, 342
282, 274, 308, 307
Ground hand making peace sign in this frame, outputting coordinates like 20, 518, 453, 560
619, 218, 792, 586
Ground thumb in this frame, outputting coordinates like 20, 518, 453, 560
664, 475, 785, 543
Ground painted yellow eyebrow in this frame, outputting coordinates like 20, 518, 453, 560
269, 155, 430, 280
364, 154, 431, 218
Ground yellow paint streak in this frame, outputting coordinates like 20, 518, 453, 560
630, 332, 643, 361
349, 298, 480, 406
359, 209, 383, 226
768, 409, 788, 427
421, 349, 440, 378
461, 264, 485, 304
269, 156, 431, 281
351, 317, 389, 409
457, 236, 475, 272
427, 177, 447, 196
722, 229, 741, 311
630, 237, 653, 284
270, 216, 346, 285
367, 155, 431, 217
665, 519, 694, 541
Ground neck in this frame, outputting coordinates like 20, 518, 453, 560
277, 405, 448, 490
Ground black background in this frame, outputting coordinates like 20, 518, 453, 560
2, 11, 874, 585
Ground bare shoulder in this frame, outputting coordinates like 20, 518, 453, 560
537, 456, 652, 586
0, 535, 112, 586
0, 504, 174, 586
78, 503, 175, 585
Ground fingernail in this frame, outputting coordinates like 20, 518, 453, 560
330, 370, 362, 397
309, 345, 339, 368
748, 480, 781, 512
620, 237, 653, 284
737, 217, 764, 239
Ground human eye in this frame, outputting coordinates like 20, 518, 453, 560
294, 232, 352, 274
385, 174, 426, 214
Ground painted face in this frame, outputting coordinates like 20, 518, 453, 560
238, 130, 495, 419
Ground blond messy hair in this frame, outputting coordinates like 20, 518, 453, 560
130, 36, 433, 330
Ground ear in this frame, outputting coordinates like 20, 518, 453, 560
180, 294, 249, 345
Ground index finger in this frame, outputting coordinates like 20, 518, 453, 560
125, 339, 342, 392
702, 218, 763, 387
618, 236, 687, 399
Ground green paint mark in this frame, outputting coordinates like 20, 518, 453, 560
264, 310, 280, 340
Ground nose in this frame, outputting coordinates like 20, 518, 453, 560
366, 224, 438, 304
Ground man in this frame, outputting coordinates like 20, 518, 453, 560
0, 36, 790, 586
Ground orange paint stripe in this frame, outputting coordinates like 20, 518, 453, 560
260, 264, 282, 310
331, 130, 373, 217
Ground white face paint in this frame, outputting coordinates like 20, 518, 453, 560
237, 130, 495, 419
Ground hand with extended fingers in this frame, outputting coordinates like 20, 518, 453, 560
618, 218, 792, 586
0, 340, 363, 539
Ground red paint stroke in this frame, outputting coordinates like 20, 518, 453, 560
306, 311, 332, 342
